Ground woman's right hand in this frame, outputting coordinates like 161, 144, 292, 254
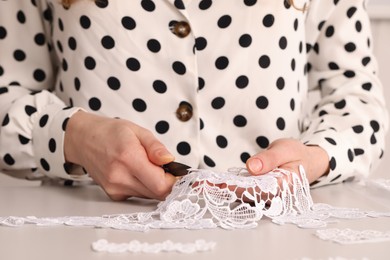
64, 111, 177, 201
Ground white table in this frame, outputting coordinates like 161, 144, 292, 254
0, 180, 389, 260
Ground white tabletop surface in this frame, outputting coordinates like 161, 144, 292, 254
0, 179, 389, 260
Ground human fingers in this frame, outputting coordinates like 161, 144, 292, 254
246, 138, 303, 175
135, 126, 175, 166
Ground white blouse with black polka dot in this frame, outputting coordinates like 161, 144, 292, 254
0, 0, 388, 187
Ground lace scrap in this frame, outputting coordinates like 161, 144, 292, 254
315, 228, 390, 245
91, 239, 216, 254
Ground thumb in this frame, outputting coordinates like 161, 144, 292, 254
246, 139, 298, 175
137, 129, 175, 165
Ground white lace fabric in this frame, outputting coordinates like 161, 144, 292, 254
0, 166, 389, 232
91, 239, 216, 254
315, 228, 390, 244
1, 166, 390, 254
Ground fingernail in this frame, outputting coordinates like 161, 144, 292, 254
248, 158, 263, 173
158, 149, 175, 161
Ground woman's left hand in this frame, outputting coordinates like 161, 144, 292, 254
246, 138, 330, 183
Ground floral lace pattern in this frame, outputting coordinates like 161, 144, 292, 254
1, 166, 389, 232
315, 228, 390, 244
91, 239, 216, 254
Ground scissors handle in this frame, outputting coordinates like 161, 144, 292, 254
162, 162, 191, 177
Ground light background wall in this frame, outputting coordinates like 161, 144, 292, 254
1, 2, 390, 185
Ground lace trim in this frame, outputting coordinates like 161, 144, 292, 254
315, 228, 390, 244
0, 167, 390, 231
1, 167, 389, 232
91, 239, 216, 254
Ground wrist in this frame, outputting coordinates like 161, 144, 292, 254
64, 110, 89, 165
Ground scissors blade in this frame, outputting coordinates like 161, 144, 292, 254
162, 162, 191, 177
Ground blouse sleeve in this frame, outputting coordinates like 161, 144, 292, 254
0, 1, 88, 182
302, 0, 389, 187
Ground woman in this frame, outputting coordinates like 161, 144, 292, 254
0, 0, 387, 200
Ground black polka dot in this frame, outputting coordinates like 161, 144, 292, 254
256, 136, 269, 149
276, 117, 285, 130
329, 157, 336, 170
211, 97, 225, 109
126, 58, 141, 71
239, 34, 252, 48
18, 134, 30, 145
217, 15, 232, 28
141, 0, 156, 12
89, 97, 102, 111
17, 11, 26, 24
325, 137, 336, 145
25, 105, 37, 116
177, 141, 191, 155
352, 125, 364, 133
122, 16, 136, 30
354, 148, 364, 156
199, 0, 212, 9
84, 56, 96, 70
39, 114, 49, 127
68, 37, 77, 50
362, 82, 372, 91
2, 114, 9, 127
256, 96, 269, 109
48, 138, 56, 153
276, 77, 285, 90
216, 135, 228, 148
101, 35, 115, 49
132, 98, 147, 112
262, 14, 275, 27
347, 149, 354, 162
0, 26, 7, 39
95, 0, 108, 8
370, 120, 380, 132
147, 39, 161, 53
236, 75, 249, 89
233, 115, 247, 127
80, 15, 91, 29
40, 158, 50, 171
347, 7, 357, 18
74, 77, 81, 91
13, 49, 26, 61
155, 120, 169, 134
62, 118, 70, 131
258, 55, 270, 68
279, 36, 287, 49
325, 26, 335, 37
204, 155, 216, 167
153, 80, 167, 93
33, 69, 46, 82
172, 61, 186, 75
334, 99, 346, 109
215, 56, 229, 70
198, 77, 205, 90
107, 77, 120, 90
344, 42, 356, 52
330, 174, 341, 182
195, 37, 207, 51
3, 154, 15, 165
362, 57, 371, 66
240, 152, 250, 163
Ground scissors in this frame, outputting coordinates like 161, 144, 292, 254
162, 161, 191, 177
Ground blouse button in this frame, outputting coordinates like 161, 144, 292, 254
172, 21, 191, 38
176, 102, 193, 122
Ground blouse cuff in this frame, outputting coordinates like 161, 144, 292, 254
300, 130, 359, 188
32, 104, 90, 181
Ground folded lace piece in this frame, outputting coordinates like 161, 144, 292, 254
1, 166, 389, 231
91, 239, 216, 254
315, 228, 390, 244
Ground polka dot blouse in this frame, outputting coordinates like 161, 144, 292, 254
0, 0, 388, 187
